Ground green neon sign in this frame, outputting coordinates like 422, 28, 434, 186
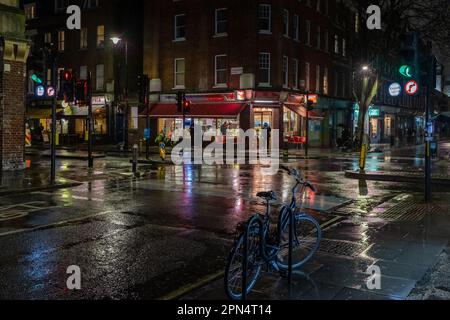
399, 65, 413, 78
31, 74, 43, 84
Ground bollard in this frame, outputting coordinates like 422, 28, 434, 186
132, 144, 138, 174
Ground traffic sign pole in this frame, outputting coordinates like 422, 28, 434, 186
50, 54, 57, 184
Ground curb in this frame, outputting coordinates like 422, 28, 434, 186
41, 154, 106, 160
345, 171, 450, 186
0, 182, 82, 197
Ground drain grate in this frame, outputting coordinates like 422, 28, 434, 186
318, 239, 368, 258
377, 202, 446, 222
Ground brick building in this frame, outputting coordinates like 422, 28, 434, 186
142, 0, 357, 147
0, 0, 30, 170
23, 0, 143, 147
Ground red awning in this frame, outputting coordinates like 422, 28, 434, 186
140, 103, 246, 118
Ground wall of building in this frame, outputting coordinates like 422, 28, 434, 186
1, 0, 30, 170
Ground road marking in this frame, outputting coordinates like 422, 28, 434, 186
0, 211, 113, 237
158, 270, 225, 301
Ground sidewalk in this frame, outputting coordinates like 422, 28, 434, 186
345, 170, 450, 186
182, 193, 450, 300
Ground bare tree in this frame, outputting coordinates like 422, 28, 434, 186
348, 0, 450, 170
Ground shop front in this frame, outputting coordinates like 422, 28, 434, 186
26, 95, 109, 147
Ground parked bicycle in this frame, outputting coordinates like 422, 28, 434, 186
224, 166, 322, 300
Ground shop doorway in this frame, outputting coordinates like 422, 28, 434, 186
254, 109, 273, 136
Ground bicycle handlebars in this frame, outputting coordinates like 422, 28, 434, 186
280, 165, 317, 193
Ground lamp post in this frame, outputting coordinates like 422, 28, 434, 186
111, 36, 129, 150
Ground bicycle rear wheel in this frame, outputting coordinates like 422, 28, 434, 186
224, 220, 262, 300
277, 213, 321, 270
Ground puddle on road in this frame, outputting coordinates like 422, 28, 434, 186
302, 195, 350, 212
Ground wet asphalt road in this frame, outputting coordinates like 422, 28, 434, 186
0, 146, 450, 300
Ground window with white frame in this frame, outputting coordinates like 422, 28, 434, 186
57, 68, 64, 93
259, 53, 271, 85
84, 0, 99, 9
334, 34, 339, 53
306, 20, 311, 45
96, 25, 105, 47
293, 15, 299, 41
58, 31, 65, 51
316, 26, 321, 49
174, 58, 185, 88
258, 4, 272, 33
355, 13, 360, 33
323, 67, 328, 95
24, 3, 36, 20
174, 14, 186, 40
342, 38, 347, 57
215, 55, 228, 87
215, 8, 227, 35
282, 10, 289, 36
96, 64, 104, 91
305, 63, 310, 91
79, 66, 88, 80
282, 56, 289, 88
44, 32, 52, 45
315, 65, 320, 93
80, 28, 88, 49
55, 0, 68, 13
292, 59, 299, 89
47, 68, 52, 86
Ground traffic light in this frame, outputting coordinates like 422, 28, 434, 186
399, 33, 419, 80
59, 69, 75, 102
31, 74, 43, 84
183, 97, 191, 114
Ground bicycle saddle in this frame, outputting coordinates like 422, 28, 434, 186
256, 191, 277, 201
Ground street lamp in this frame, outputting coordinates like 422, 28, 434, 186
111, 36, 129, 150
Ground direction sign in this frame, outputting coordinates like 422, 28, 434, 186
405, 80, 419, 95
46, 86, 55, 97
389, 82, 401, 97
35, 85, 45, 97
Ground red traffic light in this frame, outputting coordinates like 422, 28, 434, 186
183, 100, 191, 113
64, 71, 72, 81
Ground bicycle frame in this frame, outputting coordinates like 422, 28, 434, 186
239, 169, 313, 300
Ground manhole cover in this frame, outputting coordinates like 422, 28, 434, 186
318, 239, 368, 257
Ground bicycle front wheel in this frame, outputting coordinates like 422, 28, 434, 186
224, 220, 262, 300
277, 214, 321, 270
